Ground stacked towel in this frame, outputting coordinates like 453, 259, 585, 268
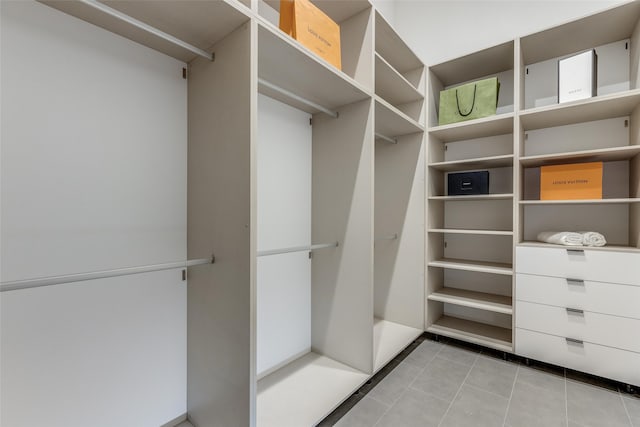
536, 231, 607, 247
580, 231, 607, 247
537, 231, 584, 246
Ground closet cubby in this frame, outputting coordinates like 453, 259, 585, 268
519, 1, 640, 113
258, 0, 374, 90
374, 11, 425, 125
428, 41, 515, 129
374, 132, 425, 372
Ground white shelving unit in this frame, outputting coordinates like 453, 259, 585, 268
372, 10, 425, 374
38, 1, 425, 426
426, 1, 640, 360
426, 37, 517, 353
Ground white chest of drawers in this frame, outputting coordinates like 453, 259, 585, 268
515, 245, 640, 387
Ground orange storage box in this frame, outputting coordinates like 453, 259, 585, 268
279, 0, 342, 70
540, 162, 603, 200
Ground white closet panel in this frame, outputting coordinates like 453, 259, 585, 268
1, 270, 187, 427
257, 94, 312, 377
1, 1, 187, 282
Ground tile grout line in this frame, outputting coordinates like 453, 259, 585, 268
501, 362, 520, 427
436, 350, 480, 427
565, 368, 569, 427
619, 389, 634, 427
371, 341, 446, 427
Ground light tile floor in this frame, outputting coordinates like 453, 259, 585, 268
329, 338, 640, 427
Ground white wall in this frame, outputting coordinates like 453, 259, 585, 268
256, 95, 313, 378
1, 2, 187, 426
393, 0, 627, 66
371, 0, 396, 25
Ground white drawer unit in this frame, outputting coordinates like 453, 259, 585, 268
516, 328, 640, 387
515, 245, 640, 387
516, 273, 640, 320
516, 301, 640, 353
515, 245, 640, 286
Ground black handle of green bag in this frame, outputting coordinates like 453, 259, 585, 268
456, 84, 477, 117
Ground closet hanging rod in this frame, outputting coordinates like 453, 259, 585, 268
257, 242, 339, 257
0, 257, 214, 293
375, 233, 398, 241
77, 0, 214, 61
375, 133, 397, 144
258, 78, 339, 118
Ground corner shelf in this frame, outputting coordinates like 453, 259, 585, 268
428, 113, 514, 142
257, 352, 369, 427
375, 53, 423, 106
429, 154, 514, 172
520, 145, 640, 167
374, 11, 423, 76
428, 229, 513, 236
428, 258, 513, 275
426, 315, 512, 352
519, 90, 640, 131
428, 288, 512, 315
375, 97, 424, 138
373, 319, 423, 373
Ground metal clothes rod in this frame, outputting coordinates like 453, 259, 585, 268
78, 0, 214, 61
375, 234, 398, 241
375, 133, 397, 144
258, 78, 339, 118
257, 242, 339, 257
0, 257, 214, 293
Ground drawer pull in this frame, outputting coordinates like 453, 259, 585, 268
566, 248, 585, 254
566, 337, 584, 345
566, 278, 585, 286
566, 307, 584, 315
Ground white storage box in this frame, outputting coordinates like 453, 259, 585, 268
558, 49, 597, 103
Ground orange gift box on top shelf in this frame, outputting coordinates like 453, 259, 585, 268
540, 162, 603, 200
279, 0, 342, 70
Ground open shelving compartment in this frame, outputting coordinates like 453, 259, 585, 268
426, 40, 517, 352
252, 9, 376, 427
374, 10, 425, 127
518, 2, 640, 254
428, 40, 515, 129
373, 119, 425, 373
258, 0, 375, 92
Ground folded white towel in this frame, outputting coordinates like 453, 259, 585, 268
580, 231, 607, 247
537, 231, 584, 246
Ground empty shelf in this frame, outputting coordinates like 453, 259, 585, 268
428, 229, 513, 236
373, 318, 423, 373
429, 113, 514, 142
429, 193, 514, 201
375, 54, 423, 106
429, 154, 514, 172
428, 288, 512, 315
375, 97, 424, 137
427, 315, 512, 352
257, 352, 368, 427
428, 258, 513, 275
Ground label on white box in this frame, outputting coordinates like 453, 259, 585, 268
558, 50, 597, 103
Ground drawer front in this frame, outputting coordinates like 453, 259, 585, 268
516, 301, 640, 353
516, 273, 640, 320
515, 246, 640, 286
516, 328, 640, 387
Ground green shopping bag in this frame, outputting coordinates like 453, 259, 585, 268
438, 77, 500, 126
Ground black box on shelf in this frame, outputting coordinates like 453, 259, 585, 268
448, 171, 489, 195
